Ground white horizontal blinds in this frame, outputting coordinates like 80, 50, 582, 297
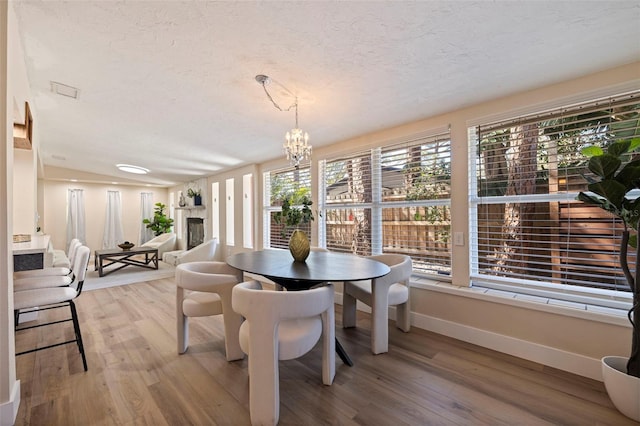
473, 91, 640, 292
265, 166, 311, 249
324, 150, 373, 255
380, 132, 452, 275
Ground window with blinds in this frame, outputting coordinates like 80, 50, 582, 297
320, 130, 452, 273
381, 134, 452, 274
471, 91, 640, 298
263, 166, 311, 249
323, 151, 373, 255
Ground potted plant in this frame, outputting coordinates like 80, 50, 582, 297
273, 195, 314, 262
578, 138, 640, 421
142, 202, 175, 236
187, 188, 202, 206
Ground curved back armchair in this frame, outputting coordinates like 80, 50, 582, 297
142, 232, 176, 258
163, 239, 218, 266
342, 254, 412, 354
175, 261, 244, 361
232, 281, 335, 426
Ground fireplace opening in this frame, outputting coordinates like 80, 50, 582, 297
187, 218, 204, 250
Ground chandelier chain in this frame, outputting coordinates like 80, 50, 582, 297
260, 83, 296, 113
256, 74, 312, 168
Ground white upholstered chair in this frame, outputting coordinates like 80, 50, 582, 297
232, 281, 335, 426
175, 261, 244, 361
43, 238, 80, 269
14, 245, 91, 371
342, 254, 412, 354
14, 239, 82, 280
163, 238, 217, 266
14, 242, 89, 291
141, 232, 176, 258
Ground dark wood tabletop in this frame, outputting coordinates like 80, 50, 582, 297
94, 246, 157, 256
226, 249, 390, 290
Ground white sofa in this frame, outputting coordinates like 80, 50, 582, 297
141, 233, 177, 258
162, 238, 218, 266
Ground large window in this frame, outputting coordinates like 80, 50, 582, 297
381, 135, 451, 274
322, 150, 373, 255
471, 91, 640, 302
320, 130, 452, 275
263, 166, 311, 249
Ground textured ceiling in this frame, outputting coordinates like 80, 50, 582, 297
12, 1, 640, 186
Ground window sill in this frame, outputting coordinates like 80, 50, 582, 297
410, 276, 631, 328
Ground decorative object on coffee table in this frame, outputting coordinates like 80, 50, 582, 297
118, 241, 134, 251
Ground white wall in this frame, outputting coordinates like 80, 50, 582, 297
12, 149, 36, 235
8, 0, 36, 237
1, 3, 21, 424
43, 180, 169, 251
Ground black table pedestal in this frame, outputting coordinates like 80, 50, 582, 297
335, 339, 354, 366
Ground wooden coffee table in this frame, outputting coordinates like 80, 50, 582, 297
94, 247, 159, 277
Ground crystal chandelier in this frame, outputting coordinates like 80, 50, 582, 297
256, 74, 312, 168
284, 102, 311, 167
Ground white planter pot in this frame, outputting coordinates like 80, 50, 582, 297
602, 356, 640, 421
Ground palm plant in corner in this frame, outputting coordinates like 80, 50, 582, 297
273, 195, 314, 262
578, 138, 640, 420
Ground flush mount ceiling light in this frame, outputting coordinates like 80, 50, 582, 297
256, 74, 311, 168
116, 164, 149, 174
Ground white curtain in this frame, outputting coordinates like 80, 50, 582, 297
66, 189, 86, 250
139, 192, 154, 244
103, 190, 124, 249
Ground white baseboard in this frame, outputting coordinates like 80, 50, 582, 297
0, 380, 20, 426
335, 292, 602, 381
410, 312, 602, 381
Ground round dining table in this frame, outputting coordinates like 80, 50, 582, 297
226, 249, 390, 366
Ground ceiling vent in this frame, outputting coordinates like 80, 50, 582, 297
50, 81, 79, 99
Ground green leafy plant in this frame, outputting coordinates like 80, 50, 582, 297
273, 196, 314, 237
142, 202, 174, 236
578, 138, 640, 378
187, 188, 201, 198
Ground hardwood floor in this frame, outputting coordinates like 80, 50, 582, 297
14, 277, 636, 425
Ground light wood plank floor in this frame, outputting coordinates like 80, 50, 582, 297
13, 277, 637, 425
